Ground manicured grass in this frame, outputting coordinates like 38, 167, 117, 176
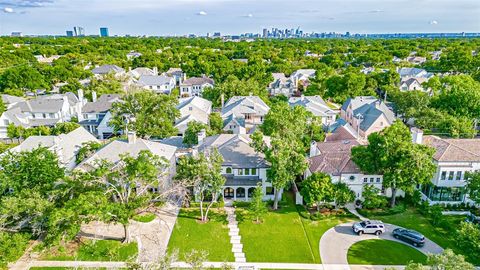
237, 194, 355, 263
167, 208, 234, 262
363, 209, 478, 264
132, 212, 156, 223
347, 239, 427, 265
41, 240, 137, 262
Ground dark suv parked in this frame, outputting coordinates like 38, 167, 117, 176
392, 228, 425, 247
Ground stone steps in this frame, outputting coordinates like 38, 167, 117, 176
224, 205, 247, 262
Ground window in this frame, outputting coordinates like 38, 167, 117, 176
370, 177, 374, 183
226, 167, 232, 174
456, 171, 462, 181
441, 171, 447, 180
376, 177, 381, 183
349, 175, 356, 181
448, 171, 454, 181
244, 168, 250, 175
49, 113, 54, 118
266, 187, 274, 195
251, 168, 257, 175
363, 177, 368, 183
238, 169, 243, 176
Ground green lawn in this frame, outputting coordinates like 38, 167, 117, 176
132, 212, 156, 223
167, 208, 234, 262
363, 209, 477, 264
236, 194, 355, 263
41, 240, 137, 262
348, 239, 427, 265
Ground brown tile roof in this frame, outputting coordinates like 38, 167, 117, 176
309, 140, 362, 175
325, 126, 357, 142
423, 135, 480, 162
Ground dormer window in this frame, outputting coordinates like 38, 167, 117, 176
226, 167, 232, 174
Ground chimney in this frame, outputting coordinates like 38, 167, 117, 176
221, 93, 225, 109
309, 141, 318, 157
127, 131, 137, 144
411, 128, 423, 144
128, 67, 132, 72
197, 129, 206, 145
153, 67, 158, 76
92, 91, 97, 102
78, 89, 84, 103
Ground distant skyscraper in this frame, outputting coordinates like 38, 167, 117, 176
11, 32, 22, 37
100, 27, 109, 37
66, 30, 74, 37
74, 26, 85, 37
262, 28, 268, 38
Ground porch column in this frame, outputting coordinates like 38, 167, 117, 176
233, 187, 237, 200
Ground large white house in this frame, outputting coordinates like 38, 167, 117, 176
0, 92, 85, 138
79, 94, 121, 139
288, 96, 338, 126
413, 129, 480, 204
221, 96, 270, 134
196, 133, 276, 201
268, 69, 316, 97
307, 138, 384, 199
137, 75, 176, 94
7, 127, 98, 171
175, 96, 212, 136
179, 76, 214, 97
77, 132, 177, 191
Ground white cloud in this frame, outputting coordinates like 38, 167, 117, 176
197, 10, 207, 16
244, 13, 253, 18
3, 7, 14, 13
430, 20, 438, 25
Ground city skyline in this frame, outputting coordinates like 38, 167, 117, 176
0, 0, 478, 36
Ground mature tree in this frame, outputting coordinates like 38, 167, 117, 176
414, 108, 476, 138
51, 122, 80, 135
249, 184, 268, 223
433, 75, 480, 119
465, 171, 480, 204
183, 121, 208, 147
427, 249, 474, 270
76, 141, 102, 164
202, 75, 268, 107
208, 112, 223, 134
361, 184, 387, 209
101, 150, 169, 242
251, 131, 307, 210
0, 65, 48, 92
456, 222, 480, 262
332, 182, 355, 208
110, 91, 179, 139
300, 172, 334, 211
352, 121, 436, 207
390, 90, 431, 120
175, 148, 225, 222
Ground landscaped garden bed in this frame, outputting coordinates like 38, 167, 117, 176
39, 239, 137, 262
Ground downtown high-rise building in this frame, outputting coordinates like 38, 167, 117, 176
100, 27, 109, 37
66, 30, 74, 37
74, 26, 85, 37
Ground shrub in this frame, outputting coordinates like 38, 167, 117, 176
296, 204, 311, 219
361, 185, 388, 209
0, 232, 31, 268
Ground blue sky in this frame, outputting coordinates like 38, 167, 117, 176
0, 0, 479, 36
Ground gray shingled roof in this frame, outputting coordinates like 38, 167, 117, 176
197, 134, 269, 168
181, 77, 214, 86
288, 96, 337, 117
82, 94, 121, 113
138, 75, 173, 86
221, 96, 270, 118
92, 65, 125, 75
354, 101, 395, 132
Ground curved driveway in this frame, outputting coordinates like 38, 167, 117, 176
320, 222, 444, 270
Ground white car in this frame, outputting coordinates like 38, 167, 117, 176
352, 220, 385, 235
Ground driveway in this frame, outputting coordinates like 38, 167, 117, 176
320, 222, 444, 270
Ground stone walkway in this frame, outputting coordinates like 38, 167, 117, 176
224, 204, 246, 263
79, 201, 180, 262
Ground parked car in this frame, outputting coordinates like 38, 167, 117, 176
352, 220, 385, 235
392, 228, 425, 247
